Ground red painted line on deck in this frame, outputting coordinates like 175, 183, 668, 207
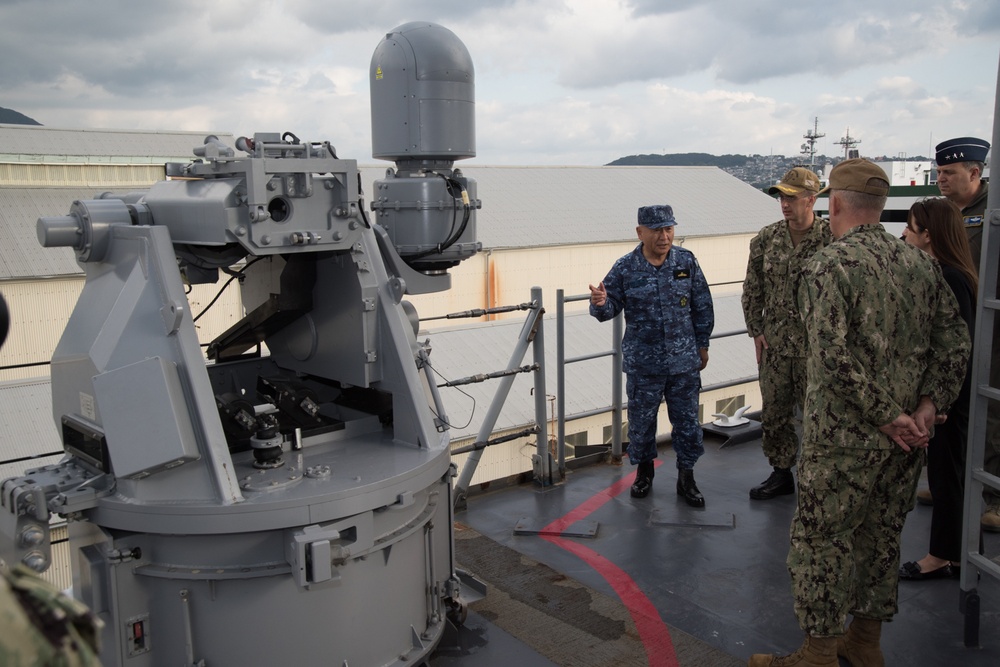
540, 461, 679, 667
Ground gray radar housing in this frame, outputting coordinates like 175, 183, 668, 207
370, 22, 482, 272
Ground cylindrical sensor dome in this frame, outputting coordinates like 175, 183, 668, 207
370, 22, 475, 162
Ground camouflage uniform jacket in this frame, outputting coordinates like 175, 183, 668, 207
591, 244, 714, 376
742, 216, 832, 357
0, 564, 103, 666
798, 225, 971, 450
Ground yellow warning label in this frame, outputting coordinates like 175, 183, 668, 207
375, 66, 383, 80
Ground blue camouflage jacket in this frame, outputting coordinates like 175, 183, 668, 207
591, 244, 714, 376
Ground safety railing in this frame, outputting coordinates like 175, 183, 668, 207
554, 289, 757, 477
450, 286, 551, 509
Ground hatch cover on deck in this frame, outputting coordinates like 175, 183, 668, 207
649, 508, 735, 528
513, 517, 599, 538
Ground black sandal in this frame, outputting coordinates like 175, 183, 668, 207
898, 561, 955, 580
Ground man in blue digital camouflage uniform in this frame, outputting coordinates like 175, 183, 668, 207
589, 205, 715, 506
748, 160, 970, 667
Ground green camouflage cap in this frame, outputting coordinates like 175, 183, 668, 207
768, 167, 821, 196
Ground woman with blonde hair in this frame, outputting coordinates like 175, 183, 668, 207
899, 197, 978, 580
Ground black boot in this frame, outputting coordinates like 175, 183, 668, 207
630, 461, 655, 498
749, 467, 795, 500
676, 468, 704, 507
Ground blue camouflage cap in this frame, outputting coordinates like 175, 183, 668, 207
637, 205, 676, 229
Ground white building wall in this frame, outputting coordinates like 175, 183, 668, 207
0, 278, 82, 381
872, 160, 934, 187
680, 233, 757, 294
406, 232, 757, 329
0, 162, 167, 188
404, 253, 489, 324
0, 277, 246, 382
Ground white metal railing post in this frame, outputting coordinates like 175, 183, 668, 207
556, 289, 567, 476
530, 286, 552, 486
611, 312, 624, 462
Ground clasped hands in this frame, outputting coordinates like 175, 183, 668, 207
879, 396, 942, 452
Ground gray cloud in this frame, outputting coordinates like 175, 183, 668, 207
0, 0, 343, 105
0, 0, 994, 164
282, 0, 519, 34
626, 0, 708, 18
957, 3, 1000, 34
560, 1, 992, 88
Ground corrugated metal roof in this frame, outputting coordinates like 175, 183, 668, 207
0, 124, 235, 162
359, 164, 776, 249
424, 293, 755, 440
0, 377, 63, 480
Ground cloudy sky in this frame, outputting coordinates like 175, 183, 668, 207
1, 0, 997, 165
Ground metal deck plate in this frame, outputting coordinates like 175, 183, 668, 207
648, 507, 735, 528
513, 517, 599, 538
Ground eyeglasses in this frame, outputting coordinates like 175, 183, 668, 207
777, 194, 810, 203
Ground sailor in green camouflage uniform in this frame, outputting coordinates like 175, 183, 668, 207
749, 160, 970, 667
742, 167, 832, 500
0, 564, 102, 666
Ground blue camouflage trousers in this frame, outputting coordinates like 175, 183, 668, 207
625, 370, 704, 469
788, 442, 922, 635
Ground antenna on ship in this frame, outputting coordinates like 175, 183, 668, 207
800, 117, 825, 167
835, 127, 861, 159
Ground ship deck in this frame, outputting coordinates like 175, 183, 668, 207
433, 433, 1000, 666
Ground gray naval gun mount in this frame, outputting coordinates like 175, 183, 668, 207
0, 21, 481, 667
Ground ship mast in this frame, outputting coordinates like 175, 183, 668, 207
835, 127, 862, 159
800, 117, 825, 167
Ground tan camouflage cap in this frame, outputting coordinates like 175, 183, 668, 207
767, 167, 821, 196
819, 159, 889, 196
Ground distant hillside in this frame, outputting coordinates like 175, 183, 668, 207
607, 153, 748, 168
608, 151, 931, 191
608, 152, 817, 190
0, 107, 41, 125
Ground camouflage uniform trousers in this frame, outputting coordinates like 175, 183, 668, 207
787, 442, 922, 635
0, 564, 103, 666
626, 370, 704, 469
759, 349, 806, 469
